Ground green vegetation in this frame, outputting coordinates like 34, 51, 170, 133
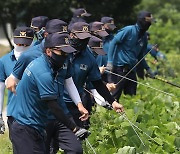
0, 0, 179, 153
0, 131, 12, 154
137, 0, 180, 54
84, 53, 180, 154
0, 53, 179, 154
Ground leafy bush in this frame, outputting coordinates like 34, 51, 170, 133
149, 19, 180, 54
84, 54, 180, 154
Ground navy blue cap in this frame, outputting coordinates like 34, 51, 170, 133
90, 22, 109, 37
71, 22, 91, 39
137, 11, 151, 19
45, 33, 76, 53
73, 8, 91, 17
137, 11, 155, 22
13, 26, 34, 46
45, 19, 68, 34
101, 17, 116, 30
88, 36, 106, 55
30, 16, 49, 30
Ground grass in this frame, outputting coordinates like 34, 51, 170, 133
0, 42, 11, 154
0, 131, 12, 154
0, 45, 11, 58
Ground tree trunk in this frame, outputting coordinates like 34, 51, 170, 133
0, 15, 13, 50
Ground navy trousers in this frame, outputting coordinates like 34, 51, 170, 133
136, 64, 145, 79
7, 116, 17, 154
108, 65, 137, 100
11, 121, 46, 154
45, 119, 83, 154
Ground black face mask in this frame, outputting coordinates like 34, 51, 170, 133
48, 52, 67, 70
70, 38, 89, 52
106, 29, 113, 35
137, 19, 151, 34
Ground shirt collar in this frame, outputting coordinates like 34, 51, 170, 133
104, 34, 114, 42
42, 53, 62, 75
43, 53, 52, 67
81, 47, 88, 56
135, 23, 140, 32
73, 47, 88, 59
10, 50, 17, 61
40, 39, 45, 49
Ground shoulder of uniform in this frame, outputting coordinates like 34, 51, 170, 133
0, 50, 13, 60
86, 48, 97, 64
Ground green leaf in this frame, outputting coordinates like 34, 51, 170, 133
163, 142, 175, 153
116, 146, 136, 154
125, 109, 135, 120
164, 134, 175, 145
164, 122, 180, 134
105, 148, 117, 154
153, 137, 164, 145
115, 129, 127, 138
174, 137, 180, 149
121, 121, 131, 128
114, 115, 124, 123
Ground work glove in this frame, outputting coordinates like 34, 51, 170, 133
0, 117, 5, 134
146, 68, 156, 78
74, 127, 90, 140
106, 62, 113, 72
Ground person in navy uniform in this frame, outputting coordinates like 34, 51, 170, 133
81, 36, 107, 128
9, 33, 89, 154
136, 32, 156, 79
88, 36, 106, 57
0, 27, 34, 137
6, 19, 69, 93
87, 36, 117, 108
90, 21, 117, 92
43, 23, 88, 154
96, 17, 117, 82
6, 19, 89, 154
0, 27, 34, 154
30, 16, 49, 46
90, 21, 109, 39
107, 11, 155, 100
82, 21, 111, 120
64, 22, 124, 128
69, 8, 91, 30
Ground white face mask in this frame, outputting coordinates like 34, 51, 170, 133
14, 44, 32, 60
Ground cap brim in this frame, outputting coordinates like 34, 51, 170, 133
93, 48, 106, 55
97, 31, 109, 37
61, 45, 76, 53
76, 32, 91, 39
14, 38, 33, 46
82, 13, 91, 17
108, 24, 116, 30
